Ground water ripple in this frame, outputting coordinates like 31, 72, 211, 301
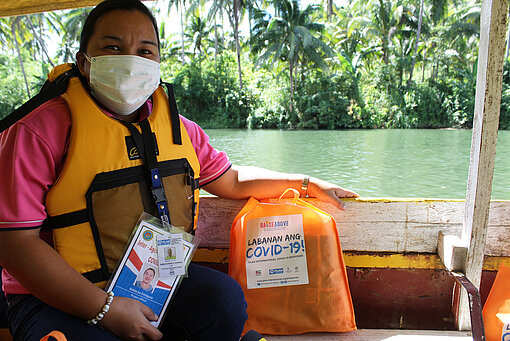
204, 129, 510, 200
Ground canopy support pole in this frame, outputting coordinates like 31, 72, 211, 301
458, 0, 507, 332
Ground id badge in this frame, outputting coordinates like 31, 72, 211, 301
157, 234, 186, 277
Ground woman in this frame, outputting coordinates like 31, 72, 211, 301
134, 268, 156, 293
0, 1, 359, 340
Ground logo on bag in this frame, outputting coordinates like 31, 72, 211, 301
255, 270, 262, 276
260, 219, 289, 230
269, 268, 284, 275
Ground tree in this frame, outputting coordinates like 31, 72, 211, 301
323, 0, 333, 21
363, 0, 409, 67
50, 8, 89, 63
407, 0, 424, 87
3, 17, 32, 97
206, 0, 227, 59
167, 0, 189, 65
435, 1, 480, 80
325, 1, 377, 106
24, 14, 54, 67
254, 0, 333, 118
225, 0, 246, 88
185, 12, 213, 57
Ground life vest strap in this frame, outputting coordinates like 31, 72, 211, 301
44, 209, 88, 229
161, 82, 182, 145
82, 268, 109, 283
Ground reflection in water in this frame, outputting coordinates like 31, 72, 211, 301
204, 129, 510, 200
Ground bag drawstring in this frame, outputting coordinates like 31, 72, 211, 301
278, 188, 300, 203
40, 331, 67, 341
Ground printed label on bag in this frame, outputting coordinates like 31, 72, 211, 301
245, 214, 308, 289
502, 323, 510, 341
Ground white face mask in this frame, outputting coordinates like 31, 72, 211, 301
85, 54, 161, 116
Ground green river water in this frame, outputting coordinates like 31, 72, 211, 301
204, 129, 510, 200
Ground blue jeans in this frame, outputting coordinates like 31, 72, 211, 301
6, 264, 247, 341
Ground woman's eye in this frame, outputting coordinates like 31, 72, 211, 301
105, 45, 120, 51
139, 49, 152, 55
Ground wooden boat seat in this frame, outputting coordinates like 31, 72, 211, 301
267, 329, 473, 340
0, 328, 473, 341
1, 197, 508, 339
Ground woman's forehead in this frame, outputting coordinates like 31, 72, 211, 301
92, 9, 157, 40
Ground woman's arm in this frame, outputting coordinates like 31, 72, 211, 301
202, 165, 359, 210
0, 229, 163, 341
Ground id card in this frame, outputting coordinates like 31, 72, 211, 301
105, 219, 194, 327
157, 234, 186, 277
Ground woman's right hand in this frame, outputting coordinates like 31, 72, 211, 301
99, 296, 163, 341
0, 230, 163, 341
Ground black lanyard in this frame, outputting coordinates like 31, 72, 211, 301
122, 119, 171, 228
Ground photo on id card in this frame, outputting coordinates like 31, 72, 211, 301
105, 216, 195, 327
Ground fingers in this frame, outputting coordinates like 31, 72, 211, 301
337, 187, 360, 198
308, 178, 359, 209
144, 326, 163, 341
341, 190, 359, 198
99, 297, 163, 341
139, 304, 163, 340
338, 199, 347, 210
140, 303, 158, 322
331, 196, 346, 211
328, 188, 360, 210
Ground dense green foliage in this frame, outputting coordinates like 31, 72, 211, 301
0, 56, 27, 117
0, 0, 509, 129
499, 60, 510, 130
165, 55, 253, 128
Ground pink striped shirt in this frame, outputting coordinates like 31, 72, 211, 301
0, 97, 230, 294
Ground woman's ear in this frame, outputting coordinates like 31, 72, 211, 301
75, 52, 89, 79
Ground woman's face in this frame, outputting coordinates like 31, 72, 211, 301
77, 9, 160, 80
143, 269, 155, 284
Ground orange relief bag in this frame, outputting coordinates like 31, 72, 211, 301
228, 189, 356, 335
483, 264, 510, 341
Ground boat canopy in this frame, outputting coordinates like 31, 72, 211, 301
0, 0, 153, 17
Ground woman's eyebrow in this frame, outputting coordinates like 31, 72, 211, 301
101, 35, 156, 46
141, 40, 158, 47
101, 35, 121, 41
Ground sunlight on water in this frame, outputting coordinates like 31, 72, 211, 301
204, 129, 510, 200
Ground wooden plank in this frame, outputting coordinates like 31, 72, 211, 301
195, 197, 510, 255
483, 256, 510, 271
438, 231, 467, 272
0, 329, 11, 341
459, 0, 508, 331
193, 249, 447, 269
264, 329, 472, 340
195, 198, 246, 247
193, 248, 510, 271
343, 253, 444, 269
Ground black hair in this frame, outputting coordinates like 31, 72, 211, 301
79, 0, 160, 53
144, 268, 156, 276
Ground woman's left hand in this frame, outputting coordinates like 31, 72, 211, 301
308, 177, 359, 210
